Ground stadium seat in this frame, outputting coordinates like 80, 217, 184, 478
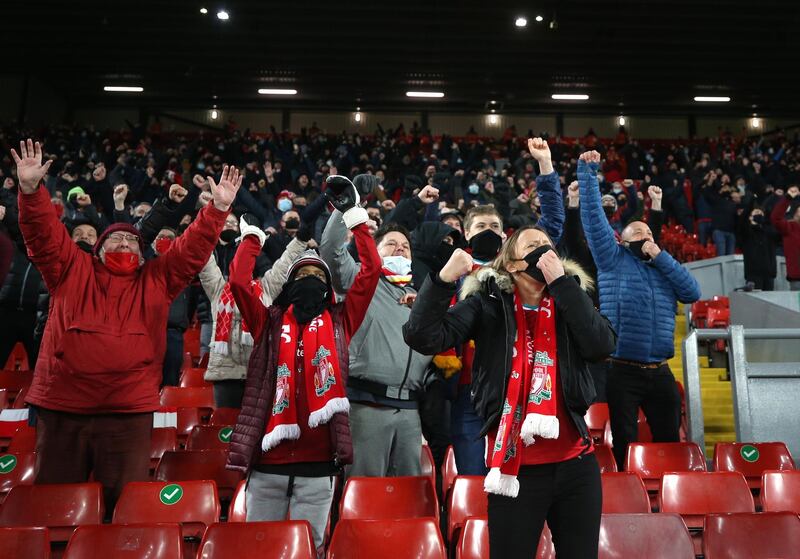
703, 512, 800, 559
455, 517, 554, 559
176, 407, 204, 439
594, 445, 618, 473
0, 389, 8, 410
420, 445, 435, 490
660, 472, 754, 554
0, 483, 104, 542
179, 368, 210, 388
0, 370, 33, 399
598, 513, 694, 559
11, 385, 29, 408
63, 523, 183, 559
198, 521, 316, 559
446, 476, 487, 543
228, 481, 246, 522
6, 425, 36, 453
113, 480, 220, 541
601, 473, 650, 513
160, 386, 215, 409
186, 425, 234, 451
713, 442, 795, 490
150, 427, 178, 473
208, 407, 241, 426
0, 451, 36, 497
706, 306, 730, 328
442, 446, 458, 497
584, 403, 609, 444
340, 476, 439, 523
761, 470, 800, 514
625, 442, 706, 493
154, 450, 242, 500
0, 526, 50, 558
328, 518, 446, 559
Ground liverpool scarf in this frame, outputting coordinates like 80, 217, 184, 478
262, 307, 349, 452
484, 293, 559, 497
212, 281, 264, 355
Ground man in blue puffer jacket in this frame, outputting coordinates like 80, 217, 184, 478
578, 150, 701, 469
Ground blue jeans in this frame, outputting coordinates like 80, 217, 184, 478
712, 230, 736, 256
697, 221, 713, 247
451, 385, 488, 475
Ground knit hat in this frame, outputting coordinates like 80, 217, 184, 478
67, 186, 86, 203
353, 174, 380, 196
287, 250, 333, 288
601, 194, 618, 210
94, 223, 144, 256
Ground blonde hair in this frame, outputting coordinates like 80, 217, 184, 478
492, 225, 555, 274
464, 205, 503, 235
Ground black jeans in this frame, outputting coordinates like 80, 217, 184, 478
162, 328, 184, 387
213, 379, 246, 408
488, 454, 602, 559
607, 362, 681, 469
747, 275, 775, 291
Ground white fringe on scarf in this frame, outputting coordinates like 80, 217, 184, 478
211, 331, 255, 356
520, 414, 560, 446
261, 423, 301, 452
308, 397, 350, 429
484, 467, 520, 497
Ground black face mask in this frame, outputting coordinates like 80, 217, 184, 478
752, 214, 765, 225
627, 239, 651, 261
284, 218, 301, 230
522, 245, 553, 283
75, 240, 94, 253
286, 276, 329, 323
220, 229, 238, 243
469, 229, 503, 262
434, 242, 456, 270
603, 206, 616, 218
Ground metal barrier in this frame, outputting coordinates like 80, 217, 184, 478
682, 326, 800, 456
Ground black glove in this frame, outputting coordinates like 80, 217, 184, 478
296, 222, 313, 242
241, 213, 260, 227
353, 174, 380, 197
325, 175, 360, 213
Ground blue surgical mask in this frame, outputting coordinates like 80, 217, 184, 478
277, 198, 293, 212
197, 162, 206, 171
468, 183, 480, 195
382, 255, 412, 276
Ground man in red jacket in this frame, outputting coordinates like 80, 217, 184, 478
771, 190, 800, 290
12, 139, 241, 510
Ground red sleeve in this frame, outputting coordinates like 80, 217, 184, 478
18, 186, 79, 291
343, 224, 382, 339
229, 236, 268, 340
771, 196, 791, 235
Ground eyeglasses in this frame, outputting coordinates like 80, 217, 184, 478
106, 233, 139, 244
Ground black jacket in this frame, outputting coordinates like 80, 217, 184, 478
403, 265, 617, 443
739, 217, 780, 279
410, 222, 458, 291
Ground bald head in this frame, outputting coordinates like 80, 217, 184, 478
621, 221, 654, 243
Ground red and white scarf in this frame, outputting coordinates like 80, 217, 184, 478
212, 281, 264, 355
381, 267, 412, 287
262, 307, 349, 452
485, 293, 559, 497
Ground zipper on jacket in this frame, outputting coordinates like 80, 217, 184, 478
397, 347, 414, 399
18, 263, 32, 311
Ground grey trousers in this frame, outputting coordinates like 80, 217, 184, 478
245, 471, 334, 551
346, 402, 422, 477
790, 280, 800, 291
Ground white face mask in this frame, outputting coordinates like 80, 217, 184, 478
382, 255, 412, 276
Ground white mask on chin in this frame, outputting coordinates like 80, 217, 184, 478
382, 255, 412, 276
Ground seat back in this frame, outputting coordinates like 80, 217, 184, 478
228, 480, 247, 522
659, 472, 754, 528
442, 446, 458, 497
154, 450, 242, 497
447, 476, 487, 542
113, 480, 220, 540
6, 425, 37, 453
595, 445, 618, 473
150, 428, 178, 470
0, 370, 33, 398
601, 473, 650, 513
328, 518, 445, 559
208, 407, 241, 426
179, 368, 210, 388
0, 526, 50, 559
455, 517, 554, 559
420, 445, 436, 490
0, 451, 36, 496
761, 470, 800, 514
63, 523, 183, 559
0, 483, 104, 542
713, 442, 794, 487
198, 521, 316, 559
625, 442, 706, 490
703, 512, 800, 559
186, 425, 234, 451
160, 386, 215, 409
598, 513, 694, 558
340, 476, 439, 522
584, 403, 609, 443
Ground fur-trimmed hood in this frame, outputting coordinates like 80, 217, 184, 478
460, 259, 595, 300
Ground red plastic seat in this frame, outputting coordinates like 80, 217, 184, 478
455, 517, 554, 559
11, 385, 29, 408
0, 526, 50, 558
761, 470, 800, 514
0, 483, 104, 542
584, 403, 609, 444
0, 451, 36, 497
598, 513, 694, 559
442, 445, 458, 497
198, 521, 316, 559
706, 307, 730, 328
703, 512, 800, 559
447, 476, 487, 543
186, 425, 234, 451
154, 450, 242, 500
625, 442, 706, 493
420, 445, 435, 490
113, 480, 220, 541
208, 407, 240, 426
690, 301, 711, 328
150, 428, 178, 472
340, 476, 439, 523
180, 368, 211, 388
63, 523, 183, 559
160, 386, 215, 409
713, 442, 795, 490
176, 407, 204, 439
594, 445, 618, 473
328, 518, 445, 559
228, 481, 246, 522
0, 370, 33, 399
601, 473, 650, 513
0, 389, 8, 411
6, 425, 36, 453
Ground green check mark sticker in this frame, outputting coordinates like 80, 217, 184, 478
159, 483, 184, 505
740, 445, 760, 463
218, 427, 233, 443
0, 455, 17, 474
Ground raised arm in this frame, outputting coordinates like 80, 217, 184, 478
647, 185, 665, 245
342, 223, 382, 338
770, 195, 791, 236
319, 208, 360, 293
527, 137, 564, 244
578, 152, 621, 270
199, 255, 226, 303
229, 236, 268, 341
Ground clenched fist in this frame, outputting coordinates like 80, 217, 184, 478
92, 164, 107, 182
527, 137, 554, 174
169, 183, 189, 204
438, 248, 474, 283
648, 185, 663, 211
113, 184, 129, 210
536, 249, 565, 285
642, 240, 661, 259
579, 151, 601, 164
567, 180, 580, 208
417, 185, 440, 205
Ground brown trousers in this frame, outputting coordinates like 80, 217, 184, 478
34, 407, 152, 513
